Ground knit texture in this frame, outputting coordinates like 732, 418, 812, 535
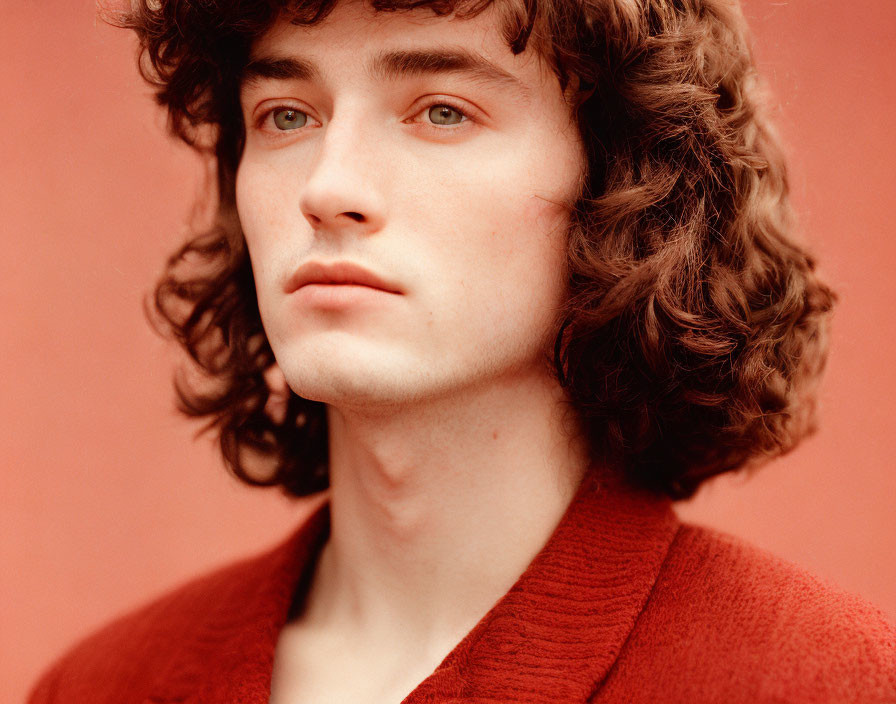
28, 472, 896, 703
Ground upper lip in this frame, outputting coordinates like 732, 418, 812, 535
284, 260, 402, 294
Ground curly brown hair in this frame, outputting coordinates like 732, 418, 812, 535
110, 0, 836, 500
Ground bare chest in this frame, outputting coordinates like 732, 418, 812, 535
268, 620, 442, 704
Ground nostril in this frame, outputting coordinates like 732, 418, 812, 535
301, 209, 371, 228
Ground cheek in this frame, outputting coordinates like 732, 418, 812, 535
235, 160, 294, 286
464, 175, 571, 281
505, 200, 570, 309
236, 160, 279, 232
235, 161, 265, 256
436, 195, 570, 344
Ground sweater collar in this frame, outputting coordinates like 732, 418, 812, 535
149, 470, 679, 703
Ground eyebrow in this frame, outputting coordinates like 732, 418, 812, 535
241, 47, 531, 100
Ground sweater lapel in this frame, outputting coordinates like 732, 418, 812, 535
401, 471, 680, 703
147, 471, 678, 704
145, 498, 331, 704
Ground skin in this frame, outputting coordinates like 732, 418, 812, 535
236, 0, 592, 699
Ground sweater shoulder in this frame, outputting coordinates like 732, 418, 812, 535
26, 542, 285, 704
601, 523, 896, 703
665, 522, 895, 625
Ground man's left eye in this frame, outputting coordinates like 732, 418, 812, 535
427, 105, 466, 126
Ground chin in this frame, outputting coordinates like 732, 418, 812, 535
275, 344, 431, 409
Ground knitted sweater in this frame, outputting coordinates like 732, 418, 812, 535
28, 472, 896, 703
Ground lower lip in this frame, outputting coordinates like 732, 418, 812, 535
291, 283, 400, 309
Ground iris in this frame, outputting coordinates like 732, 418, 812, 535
273, 108, 307, 130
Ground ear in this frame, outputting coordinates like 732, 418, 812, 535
263, 362, 291, 424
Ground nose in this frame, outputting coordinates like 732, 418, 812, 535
299, 112, 387, 237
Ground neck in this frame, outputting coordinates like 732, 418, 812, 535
299, 367, 591, 661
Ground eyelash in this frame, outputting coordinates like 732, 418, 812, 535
253, 97, 475, 138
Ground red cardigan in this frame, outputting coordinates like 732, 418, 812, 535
28, 472, 896, 703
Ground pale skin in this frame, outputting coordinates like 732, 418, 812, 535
235, 0, 591, 700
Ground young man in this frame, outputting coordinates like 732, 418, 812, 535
29, 0, 896, 702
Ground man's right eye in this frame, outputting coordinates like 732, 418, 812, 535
271, 108, 308, 130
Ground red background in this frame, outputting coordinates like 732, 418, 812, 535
2, 2, 895, 701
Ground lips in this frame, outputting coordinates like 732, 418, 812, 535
284, 260, 402, 295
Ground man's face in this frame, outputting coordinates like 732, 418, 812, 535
236, 0, 584, 408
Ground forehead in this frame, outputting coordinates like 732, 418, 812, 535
253, 0, 515, 54
244, 0, 550, 93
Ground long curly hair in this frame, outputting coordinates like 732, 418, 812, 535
111, 0, 836, 500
